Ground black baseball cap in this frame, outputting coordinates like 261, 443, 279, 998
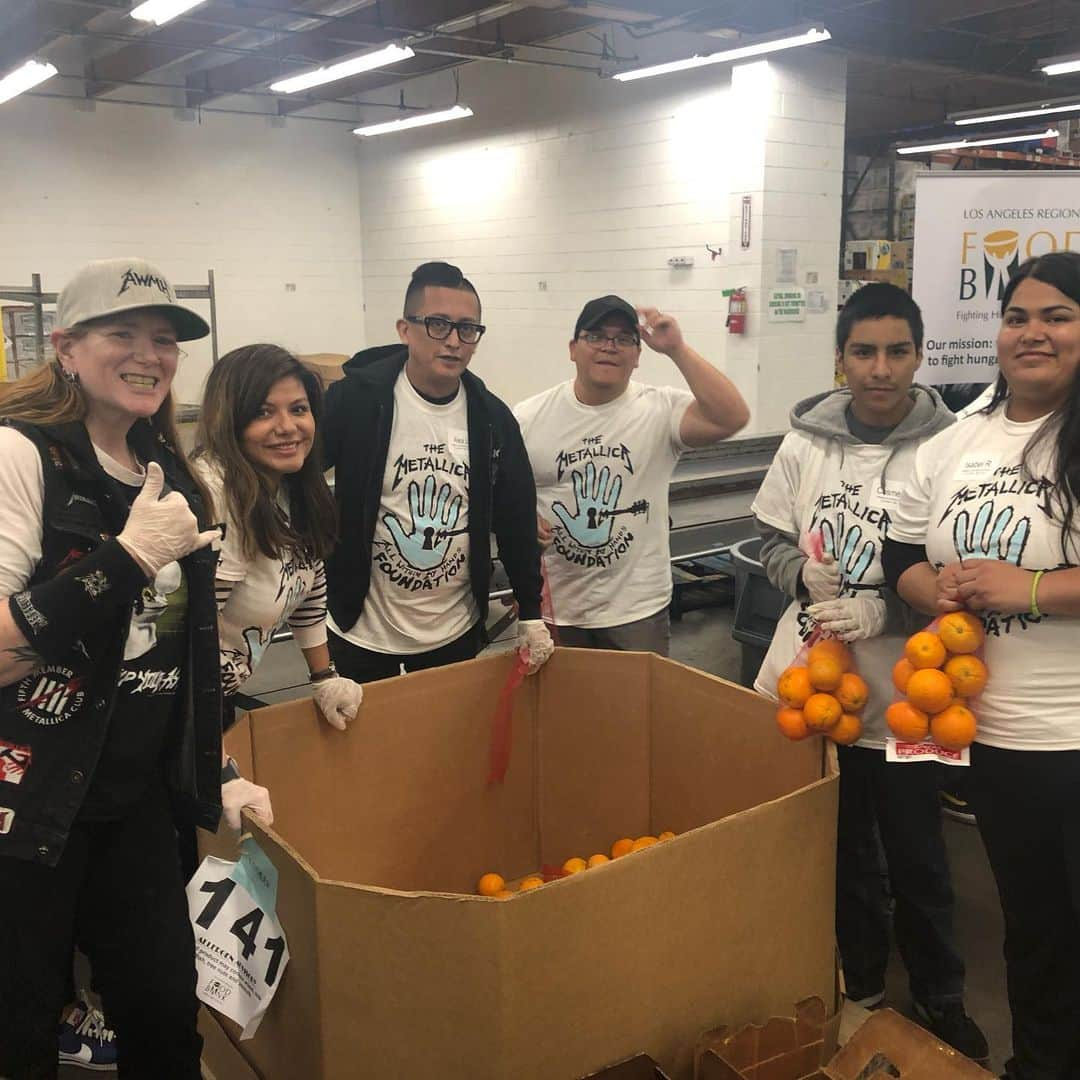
573, 295, 639, 337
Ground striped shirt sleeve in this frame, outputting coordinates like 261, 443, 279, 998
287, 561, 327, 649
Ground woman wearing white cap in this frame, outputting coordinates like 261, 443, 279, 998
0, 258, 271, 1077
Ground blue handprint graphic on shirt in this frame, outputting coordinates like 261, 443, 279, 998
953, 500, 1030, 565
384, 476, 464, 571
820, 513, 876, 585
551, 463, 623, 549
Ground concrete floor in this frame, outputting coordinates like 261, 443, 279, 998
62, 598, 1011, 1076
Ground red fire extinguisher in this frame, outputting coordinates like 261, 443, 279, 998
726, 288, 747, 335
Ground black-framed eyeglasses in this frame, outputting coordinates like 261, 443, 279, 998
578, 330, 640, 349
404, 315, 486, 345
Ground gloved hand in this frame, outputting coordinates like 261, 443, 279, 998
518, 619, 554, 674
117, 462, 220, 577
801, 555, 842, 605
311, 676, 363, 731
807, 595, 887, 642
221, 777, 274, 831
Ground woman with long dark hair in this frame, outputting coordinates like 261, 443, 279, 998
884, 251, 1080, 1079
0, 258, 270, 1078
191, 344, 362, 727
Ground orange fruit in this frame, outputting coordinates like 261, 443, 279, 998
835, 672, 869, 713
931, 704, 977, 750
892, 658, 915, 694
477, 873, 505, 897
905, 668, 955, 715
938, 611, 984, 655
518, 876, 544, 892
658, 830, 676, 841
777, 666, 814, 708
776, 706, 811, 741
828, 713, 863, 745
587, 853, 610, 868
885, 700, 929, 742
611, 838, 634, 859
804, 693, 842, 731
494, 889, 514, 899
904, 631, 947, 670
631, 836, 659, 852
807, 654, 843, 692
562, 857, 587, 874
944, 654, 989, 698
808, 639, 853, 672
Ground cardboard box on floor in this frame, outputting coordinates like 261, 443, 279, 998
199, 650, 839, 1080
697, 1000, 994, 1079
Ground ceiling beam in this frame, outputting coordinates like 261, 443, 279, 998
0, 0, 97, 75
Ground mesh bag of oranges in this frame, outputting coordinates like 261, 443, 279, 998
886, 611, 987, 762
775, 634, 868, 746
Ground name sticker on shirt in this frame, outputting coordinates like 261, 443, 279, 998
877, 484, 904, 508
957, 453, 998, 481
449, 429, 468, 456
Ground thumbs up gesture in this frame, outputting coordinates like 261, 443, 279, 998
117, 462, 220, 578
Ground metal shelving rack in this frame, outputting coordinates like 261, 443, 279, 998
0, 268, 220, 381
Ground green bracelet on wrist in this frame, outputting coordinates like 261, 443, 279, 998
1030, 569, 1045, 619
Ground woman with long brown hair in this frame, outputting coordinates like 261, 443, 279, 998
0, 258, 270, 1078
191, 343, 362, 728
885, 251, 1080, 1079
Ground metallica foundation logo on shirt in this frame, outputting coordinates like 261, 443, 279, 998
551, 455, 648, 568
17, 666, 86, 727
377, 474, 468, 591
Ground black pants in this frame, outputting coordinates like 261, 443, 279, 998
328, 621, 483, 683
0, 782, 201, 1079
970, 743, 1080, 1080
835, 745, 965, 1008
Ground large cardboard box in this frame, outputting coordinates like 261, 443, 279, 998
201, 650, 838, 1080
298, 352, 348, 385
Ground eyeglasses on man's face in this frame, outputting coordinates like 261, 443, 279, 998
405, 315, 486, 345
578, 330, 640, 350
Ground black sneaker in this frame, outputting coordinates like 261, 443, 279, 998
912, 1000, 989, 1064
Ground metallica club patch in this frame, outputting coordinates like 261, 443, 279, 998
17, 666, 86, 727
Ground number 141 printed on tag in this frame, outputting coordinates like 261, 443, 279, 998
186, 855, 289, 1039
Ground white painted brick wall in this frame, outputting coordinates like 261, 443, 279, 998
0, 97, 367, 405
355, 41, 845, 432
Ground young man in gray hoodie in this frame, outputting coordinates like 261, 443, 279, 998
753, 284, 988, 1064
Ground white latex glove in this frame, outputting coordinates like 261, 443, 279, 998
801, 554, 842, 605
311, 675, 363, 731
807, 595, 887, 642
221, 777, 274, 832
518, 619, 554, 675
117, 462, 220, 577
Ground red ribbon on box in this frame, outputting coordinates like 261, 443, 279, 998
487, 652, 528, 786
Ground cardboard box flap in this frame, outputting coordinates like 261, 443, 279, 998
580, 1054, 674, 1079
824, 1010, 994, 1078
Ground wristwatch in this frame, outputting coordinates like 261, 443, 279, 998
309, 662, 338, 684
221, 756, 241, 784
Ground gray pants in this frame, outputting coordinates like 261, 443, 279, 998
554, 606, 671, 656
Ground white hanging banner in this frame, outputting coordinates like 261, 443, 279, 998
912, 172, 1080, 385
187, 853, 290, 1039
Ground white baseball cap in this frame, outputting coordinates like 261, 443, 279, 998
56, 257, 210, 342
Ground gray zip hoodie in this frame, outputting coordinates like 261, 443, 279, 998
757, 384, 955, 599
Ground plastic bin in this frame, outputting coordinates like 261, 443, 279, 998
729, 536, 790, 687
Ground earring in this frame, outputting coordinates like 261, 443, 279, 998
61, 367, 80, 386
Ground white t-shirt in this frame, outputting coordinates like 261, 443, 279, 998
514, 381, 692, 629
753, 431, 916, 749
891, 408, 1080, 751
192, 457, 326, 696
329, 371, 477, 654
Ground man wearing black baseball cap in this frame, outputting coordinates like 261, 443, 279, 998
514, 296, 749, 654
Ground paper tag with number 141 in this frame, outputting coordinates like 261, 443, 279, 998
186, 854, 290, 1039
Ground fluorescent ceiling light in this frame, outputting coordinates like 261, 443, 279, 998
952, 98, 1080, 126
271, 44, 414, 94
435, 2, 518, 33
353, 104, 473, 137
612, 25, 830, 82
896, 127, 1059, 155
130, 0, 208, 25
0, 59, 58, 105
1040, 52, 1080, 77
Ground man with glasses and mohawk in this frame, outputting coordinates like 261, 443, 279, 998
514, 296, 748, 655
323, 261, 552, 683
